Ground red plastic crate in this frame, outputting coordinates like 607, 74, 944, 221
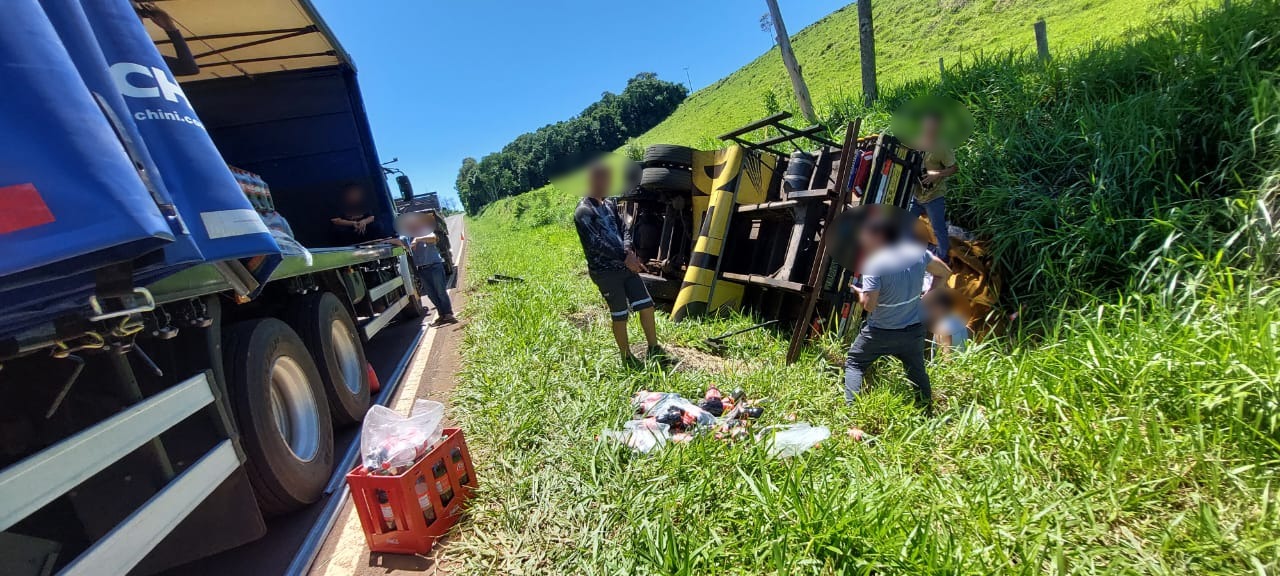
346, 427, 477, 555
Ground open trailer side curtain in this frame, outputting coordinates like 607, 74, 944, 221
0, 0, 174, 293
82, 0, 283, 293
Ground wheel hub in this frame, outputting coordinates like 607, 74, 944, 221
269, 356, 320, 462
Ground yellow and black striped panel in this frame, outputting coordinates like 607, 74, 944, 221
672, 146, 778, 321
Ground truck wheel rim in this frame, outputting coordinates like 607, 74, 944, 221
269, 356, 320, 462
330, 319, 363, 395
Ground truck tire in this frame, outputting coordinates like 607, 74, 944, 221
223, 318, 334, 516
640, 167, 694, 193
286, 293, 371, 426
402, 273, 427, 320
644, 144, 694, 168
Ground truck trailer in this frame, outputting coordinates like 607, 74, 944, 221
0, 2, 426, 574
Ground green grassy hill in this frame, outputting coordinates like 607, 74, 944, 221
638, 0, 1212, 147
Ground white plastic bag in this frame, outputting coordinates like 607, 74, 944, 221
758, 423, 830, 458
360, 399, 445, 475
602, 421, 670, 453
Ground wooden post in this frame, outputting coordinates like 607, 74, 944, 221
857, 0, 878, 105
1034, 19, 1050, 62
938, 57, 945, 77
764, 0, 817, 123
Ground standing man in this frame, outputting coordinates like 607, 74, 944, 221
845, 216, 952, 414
909, 112, 959, 262
574, 162, 661, 367
404, 212, 458, 327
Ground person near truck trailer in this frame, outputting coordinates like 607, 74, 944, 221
909, 111, 959, 262
402, 211, 458, 327
574, 162, 662, 367
135, 3, 199, 76
331, 182, 386, 245
923, 289, 969, 356
846, 216, 952, 414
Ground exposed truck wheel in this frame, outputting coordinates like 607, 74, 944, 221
640, 167, 694, 193
402, 272, 427, 320
644, 144, 694, 168
223, 318, 334, 516
286, 292, 371, 426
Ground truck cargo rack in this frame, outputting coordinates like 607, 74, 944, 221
717, 111, 840, 154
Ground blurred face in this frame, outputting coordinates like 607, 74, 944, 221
588, 165, 611, 198
920, 114, 942, 150
923, 296, 944, 323
859, 225, 884, 254
406, 214, 432, 234
343, 186, 365, 207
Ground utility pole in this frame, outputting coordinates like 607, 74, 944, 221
857, 0, 878, 106
764, 0, 817, 123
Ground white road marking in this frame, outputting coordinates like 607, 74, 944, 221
312, 217, 465, 576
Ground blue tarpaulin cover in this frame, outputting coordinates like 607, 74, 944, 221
0, 0, 173, 287
81, 0, 281, 287
0, 0, 285, 335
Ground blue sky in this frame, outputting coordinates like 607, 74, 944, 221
312, 0, 851, 207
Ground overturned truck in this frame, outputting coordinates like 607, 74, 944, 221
621, 113, 969, 363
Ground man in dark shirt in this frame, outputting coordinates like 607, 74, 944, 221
574, 163, 661, 366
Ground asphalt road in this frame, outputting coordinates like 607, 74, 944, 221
165, 216, 464, 576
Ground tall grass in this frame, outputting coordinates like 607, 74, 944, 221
821, 1, 1280, 315
443, 2, 1280, 574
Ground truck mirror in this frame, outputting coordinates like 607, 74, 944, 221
396, 174, 414, 202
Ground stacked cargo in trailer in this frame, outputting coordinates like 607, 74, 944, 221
0, 2, 428, 574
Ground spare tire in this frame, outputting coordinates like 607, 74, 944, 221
640, 167, 694, 193
223, 318, 334, 516
286, 292, 371, 426
784, 151, 816, 192
644, 144, 694, 168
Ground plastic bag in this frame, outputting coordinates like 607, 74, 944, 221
602, 420, 670, 454
360, 399, 445, 475
758, 423, 830, 458
633, 391, 717, 428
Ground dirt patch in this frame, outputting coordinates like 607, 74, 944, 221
629, 343, 745, 374
566, 304, 607, 331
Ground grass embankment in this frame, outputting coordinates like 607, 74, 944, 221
444, 2, 1280, 574
638, 0, 1214, 148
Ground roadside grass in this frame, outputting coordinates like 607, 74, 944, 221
448, 189, 1279, 574
637, 0, 1214, 149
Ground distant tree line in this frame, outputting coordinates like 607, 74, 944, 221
455, 73, 688, 214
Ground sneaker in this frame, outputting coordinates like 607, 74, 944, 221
429, 315, 458, 328
622, 354, 644, 370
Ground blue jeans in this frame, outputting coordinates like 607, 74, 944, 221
909, 196, 949, 261
416, 263, 453, 317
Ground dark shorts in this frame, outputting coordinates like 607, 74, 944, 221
590, 270, 653, 320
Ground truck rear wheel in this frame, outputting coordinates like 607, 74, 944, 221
223, 318, 334, 516
287, 292, 371, 426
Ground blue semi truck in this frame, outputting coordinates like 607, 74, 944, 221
0, 2, 425, 574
